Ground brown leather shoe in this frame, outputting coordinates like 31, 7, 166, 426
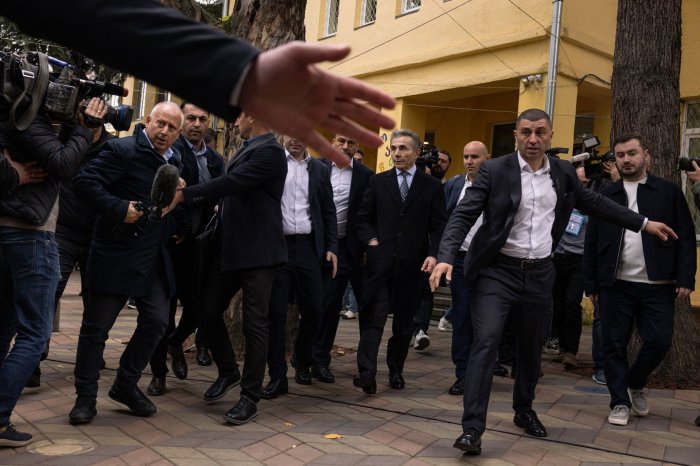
147, 376, 165, 396
168, 344, 188, 380
562, 353, 578, 368
552, 351, 565, 363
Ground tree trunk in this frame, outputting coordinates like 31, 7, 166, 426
611, 0, 700, 382
164, 0, 306, 358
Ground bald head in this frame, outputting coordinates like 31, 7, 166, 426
576, 166, 589, 186
463, 141, 490, 180
145, 101, 183, 156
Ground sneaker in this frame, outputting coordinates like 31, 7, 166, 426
562, 353, 577, 368
627, 388, 649, 416
0, 423, 33, 447
414, 330, 430, 350
438, 317, 449, 332
592, 370, 607, 385
127, 299, 136, 310
339, 309, 346, 316
544, 339, 559, 354
608, 405, 630, 425
343, 311, 357, 320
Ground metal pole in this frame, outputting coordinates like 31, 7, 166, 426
545, 0, 563, 124
222, 0, 230, 18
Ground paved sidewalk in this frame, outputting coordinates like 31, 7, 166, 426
2, 274, 699, 466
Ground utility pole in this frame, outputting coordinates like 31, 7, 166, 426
545, 0, 563, 124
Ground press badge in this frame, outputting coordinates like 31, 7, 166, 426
565, 212, 585, 235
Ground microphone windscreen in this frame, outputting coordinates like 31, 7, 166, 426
151, 164, 180, 209
570, 152, 591, 163
102, 82, 129, 97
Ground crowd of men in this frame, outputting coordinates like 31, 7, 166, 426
1, 100, 699, 454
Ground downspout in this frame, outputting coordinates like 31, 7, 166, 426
222, 0, 230, 18
545, 0, 563, 124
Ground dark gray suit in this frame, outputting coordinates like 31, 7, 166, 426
437, 151, 645, 433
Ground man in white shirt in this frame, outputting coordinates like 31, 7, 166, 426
583, 134, 695, 427
430, 109, 677, 454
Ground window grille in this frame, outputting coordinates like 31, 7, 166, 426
681, 101, 700, 239
324, 0, 340, 37
402, 0, 420, 14
361, 0, 377, 25
134, 80, 147, 121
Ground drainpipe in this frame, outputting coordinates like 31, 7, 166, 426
545, 0, 563, 124
222, 0, 229, 18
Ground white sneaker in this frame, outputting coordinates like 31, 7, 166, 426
414, 330, 430, 350
438, 317, 448, 332
608, 405, 630, 425
339, 309, 346, 316
343, 311, 357, 320
627, 388, 649, 416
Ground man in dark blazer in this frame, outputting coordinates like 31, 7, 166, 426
170, 111, 287, 426
354, 129, 448, 394
69, 102, 191, 425
430, 108, 678, 454
260, 136, 338, 399
583, 133, 695, 427
311, 134, 374, 383
147, 103, 224, 395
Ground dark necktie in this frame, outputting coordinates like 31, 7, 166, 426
400, 171, 409, 202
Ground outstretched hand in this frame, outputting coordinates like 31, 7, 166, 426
238, 42, 396, 166
643, 221, 677, 241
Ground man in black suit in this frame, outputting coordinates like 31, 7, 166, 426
354, 129, 447, 394
69, 102, 190, 424
147, 103, 224, 395
310, 134, 374, 383
584, 134, 695, 427
170, 111, 287, 425
260, 136, 337, 399
430, 108, 678, 454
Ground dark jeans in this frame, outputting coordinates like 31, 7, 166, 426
0, 228, 60, 426
600, 280, 675, 410
357, 278, 418, 375
267, 236, 324, 379
414, 281, 434, 334
74, 272, 170, 396
198, 251, 275, 402
592, 303, 603, 371
55, 228, 90, 311
449, 254, 472, 378
462, 259, 554, 433
552, 254, 584, 354
312, 238, 363, 366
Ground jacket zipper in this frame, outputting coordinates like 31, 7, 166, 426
612, 188, 627, 279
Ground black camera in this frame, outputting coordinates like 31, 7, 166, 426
0, 50, 133, 131
546, 147, 569, 159
416, 143, 442, 178
80, 98, 134, 131
678, 157, 700, 172
570, 136, 615, 179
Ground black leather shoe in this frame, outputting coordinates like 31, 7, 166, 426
514, 411, 547, 437
223, 396, 258, 425
204, 370, 241, 401
449, 377, 465, 395
261, 378, 289, 400
453, 428, 482, 454
69, 396, 97, 425
196, 347, 212, 366
168, 344, 188, 380
389, 372, 405, 390
353, 371, 376, 394
108, 384, 156, 415
295, 368, 312, 385
493, 362, 509, 377
311, 363, 334, 383
147, 376, 166, 396
25, 366, 41, 388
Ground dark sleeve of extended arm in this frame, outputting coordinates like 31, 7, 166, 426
1, 0, 261, 120
582, 215, 600, 297
436, 162, 491, 265
674, 185, 696, 290
428, 183, 448, 258
73, 145, 130, 224
0, 154, 19, 196
321, 168, 339, 256
574, 178, 645, 232
356, 176, 378, 245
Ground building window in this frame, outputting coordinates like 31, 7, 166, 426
324, 0, 340, 37
155, 88, 171, 104
682, 101, 700, 239
491, 122, 517, 158
134, 79, 147, 121
361, 0, 377, 25
401, 0, 420, 14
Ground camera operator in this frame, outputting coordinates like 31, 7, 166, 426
0, 98, 105, 447
68, 102, 190, 425
428, 150, 452, 184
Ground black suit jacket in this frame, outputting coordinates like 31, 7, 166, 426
182, 133, 287, 272
583, 173, 696, 295
437, 151, 646, 287
304, 157, 338, 262
320, 158, 375, 261
1, 0, 260, 121
357, 168, 447, 313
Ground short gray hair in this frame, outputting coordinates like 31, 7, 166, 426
151, 101, 184, 128
390, 128, 421, 152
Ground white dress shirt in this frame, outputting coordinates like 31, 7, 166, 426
500, 153, 557, 259
457, 177, 484, 252
396, 165, 417, 190
331, 159, 353, 238
281, 150, 313, 235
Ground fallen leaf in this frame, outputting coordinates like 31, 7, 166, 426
284, 423, 292, 426
57, 365, 63, 368
324, 434, 345, 439
292, 445, 297, 448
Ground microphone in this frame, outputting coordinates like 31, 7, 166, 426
151, 164, 180, 210
103, 82, 129, 97
570, 152, 591, 163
